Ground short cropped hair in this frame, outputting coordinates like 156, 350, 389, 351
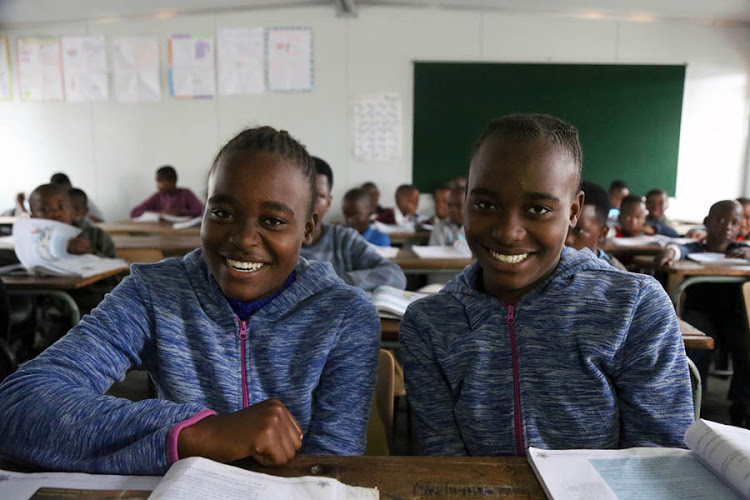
312, 157, 334, 189
344, 187, 370, 206
30, 183, 69, 204
50, 173, 71, 186
646, 188, 668, 199
472, 114, 583, 188
433, 182, 450, 195
395, 184, 418, 201
69, 187, 88, 204
736, 197, 750, 207
620, 194, 645, 212
210, 126, 316, 213
609, 180, 628, 193
156, 165, 177, 182
580, 181, 610, 225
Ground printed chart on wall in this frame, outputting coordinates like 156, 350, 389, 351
354, 93, 402, 161
169, 34, 216, 98
113, 36, 160, 103
61, 36, 108, 102
217, 27, 265, 95
17, 37, 64, 101
0, 36, 10, 100
266, 27, 313, 92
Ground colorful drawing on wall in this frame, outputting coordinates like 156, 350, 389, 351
17, 37, 64, 101
0, 36, 11, 101
61, 36, 108, 102
169, 34, 216, 99
217, 27, 265, 95
266, 27, 313, 92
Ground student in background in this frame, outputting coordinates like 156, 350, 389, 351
342, 188, 390, 247
429, 182, 451, 225
657, 200, 750, 427
29, 184, 116, 259
130, 165, 204, 219
0, 126, 380, 474
616, 194, 678, 237
69, 188, 94, 229
301, 158, 405, 291
11, 172, 105, 222
361, 181, 385, 221
565, 181, 626, 271
646, 188, 677, 230
428, 184, 466, 246
376, 184, 420, 226
401, 114, 692, 456
737, 197, 750, 241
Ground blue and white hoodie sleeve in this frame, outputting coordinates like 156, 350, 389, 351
0, 276, 208, 474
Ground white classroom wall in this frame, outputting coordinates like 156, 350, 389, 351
0, 5, 749, 222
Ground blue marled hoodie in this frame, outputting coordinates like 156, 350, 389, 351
0, 249, 380, 474
400, 246, 693, 456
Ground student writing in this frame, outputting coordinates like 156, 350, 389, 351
130, 165, 204, 218
400, 114, 694, 456
0, 127, 380, 474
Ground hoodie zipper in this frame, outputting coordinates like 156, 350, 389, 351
505, 302, 525, 456
239, 319, 249, 408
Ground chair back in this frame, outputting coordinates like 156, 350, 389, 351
376, 349, 396, 443
686, 357, 701, 420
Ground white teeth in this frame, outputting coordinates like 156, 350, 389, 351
226, 258, 264, 272
489, 250, 529, 264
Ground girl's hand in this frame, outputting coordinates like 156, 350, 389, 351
67, 237, 92, 255
726, 246, 750, 260
656, 247, 677, 267
178, 399, 303, 466
687, 228, 707, 240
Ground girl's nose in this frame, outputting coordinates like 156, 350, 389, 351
491, 212, 525, 243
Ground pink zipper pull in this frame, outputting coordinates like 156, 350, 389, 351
238, 318, 249, 408
505, 303, 515, 324
239, 319, 248, 340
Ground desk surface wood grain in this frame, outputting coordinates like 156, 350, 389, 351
1, 267, 128, 290
236, 455, 545, 499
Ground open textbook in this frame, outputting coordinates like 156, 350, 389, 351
687, 252, 749, 266
132, 212, 202, 228
609, 235, 696, 247
528, 419, 750, 500
12, 218, 128, 278
0, 456, 378, 500
372, 285, 428, 319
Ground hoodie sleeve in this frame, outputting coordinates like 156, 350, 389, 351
340, 229, 406, 291
301, 292, 380, 455
0, 274, 208, 475
400, 303, 468, 456
613, 278, 695, 448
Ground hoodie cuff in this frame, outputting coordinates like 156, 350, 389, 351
167, 409, 217, 465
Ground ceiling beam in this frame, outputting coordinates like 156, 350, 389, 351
333, 0, 357, 17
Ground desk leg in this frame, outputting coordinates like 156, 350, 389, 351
7, 290, 81, 329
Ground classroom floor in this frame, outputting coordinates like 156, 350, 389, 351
107, 362, 737, 456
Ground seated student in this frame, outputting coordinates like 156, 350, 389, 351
29, 184, 116, 259
376, 184, 421, 227
69, 188, 94, 229
428, 184, 466, 246
428, 182, 451, 225
657, 200, 750, 427
616, 194, 678, 237
361, 181, 386, 221
130, 165, 204, 219
0, 126, 380, 474
50, 173, 105, 223
342, 188, 390, 247
565, 181, 626, 271
645, 188, 677, 231
737, 197, 750, 241
400, 114, 693, 456
301, 158, 406, 291
607, 179, 629, 222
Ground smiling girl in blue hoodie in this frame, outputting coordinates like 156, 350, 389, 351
400, 114, 693, 456
0, 127, 380, 474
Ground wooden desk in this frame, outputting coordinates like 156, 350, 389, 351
381, 316, 714, 350
600, 240, 662, 257
98, 221, 200, 237
237, 455, 545, 499
2, 267, 128, 326
390, 248, 473, 274
633, 256, 750, 310
388, 230, 431, 246
112, 235, 201, 263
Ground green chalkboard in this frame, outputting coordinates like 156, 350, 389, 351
413, 62, 685, 197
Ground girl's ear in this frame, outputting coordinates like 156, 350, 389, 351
597, 224, 610, 245
569, 189, 585, 227
304, 212, 319, 244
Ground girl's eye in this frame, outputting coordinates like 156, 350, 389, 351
211, 209, 231, 219
527, 205, 551, 216
262, 217, 285, 228
473, 200, 495, 211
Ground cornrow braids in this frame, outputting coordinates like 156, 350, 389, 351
210, 126, 317, 213
472, 114, 583, 186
